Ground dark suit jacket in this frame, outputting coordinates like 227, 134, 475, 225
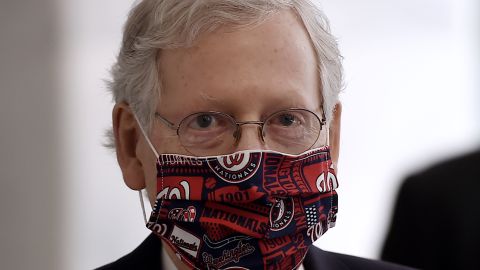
97, 234, 415, 269
381, 149, 480, 270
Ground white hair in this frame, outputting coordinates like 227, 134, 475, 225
106, 0, 343, 148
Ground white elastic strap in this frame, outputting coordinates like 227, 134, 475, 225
132, 113, 159, 157
132, 112, 159, 225
325, 126, 330, 146
139, 190, 148, 224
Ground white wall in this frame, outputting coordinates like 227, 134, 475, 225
315, 0, 480, 257
57, 1, 150, 269
1, 1, 478, 269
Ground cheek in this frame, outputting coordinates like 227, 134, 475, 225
312, 127, 328, 148
151, 127, 190, 155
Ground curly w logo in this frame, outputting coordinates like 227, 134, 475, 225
207, 151, 260, 183
222, 153, 245, 168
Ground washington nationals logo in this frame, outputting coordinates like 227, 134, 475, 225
222, 153, 245, 168
269, 197, 294, 231
207, 152, 261, 183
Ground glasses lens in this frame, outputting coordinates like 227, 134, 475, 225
178, 112, 237, 155
264, 109, 321, 154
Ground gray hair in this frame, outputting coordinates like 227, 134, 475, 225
106, 0, 343, 149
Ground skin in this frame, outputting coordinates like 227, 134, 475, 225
113, 9, 341, 269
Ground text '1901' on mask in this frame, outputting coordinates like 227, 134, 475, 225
145, 146, 339, 270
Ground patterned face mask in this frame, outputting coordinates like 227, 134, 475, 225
143, 145, 339, 270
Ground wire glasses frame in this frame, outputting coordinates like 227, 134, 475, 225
154, 108, 327, 155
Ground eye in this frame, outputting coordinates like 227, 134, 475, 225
278, 113, 297, 126
194, 114, 213, 129
271, 112, 303, 127
183, 112, 230, 131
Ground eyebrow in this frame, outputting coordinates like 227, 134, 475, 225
188, 88, 319, 116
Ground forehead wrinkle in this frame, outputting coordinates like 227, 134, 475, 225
199, 91, 221, 103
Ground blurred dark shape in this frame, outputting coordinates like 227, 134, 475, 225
381, 148, 480, 270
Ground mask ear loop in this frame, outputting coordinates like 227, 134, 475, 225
324, 123, 337, 230
138, 190, 148, 225
323, 123, 335, 222
325, 125, 330, 147
133, 114, 159, 158
133, 113, 160, 225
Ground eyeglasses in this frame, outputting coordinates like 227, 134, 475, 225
154, 108, 326, 156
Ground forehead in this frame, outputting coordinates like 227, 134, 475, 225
158, 9, 320, 119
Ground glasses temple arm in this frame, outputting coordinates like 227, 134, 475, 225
154, 112, 176, 129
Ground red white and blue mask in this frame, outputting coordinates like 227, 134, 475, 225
143, 146, 339, 270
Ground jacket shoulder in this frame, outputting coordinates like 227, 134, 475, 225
95, 234, 162, 270
304, 246, 417, 270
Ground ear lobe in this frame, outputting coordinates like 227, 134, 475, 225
328, 103, 342, 171
112, 102, 146, 190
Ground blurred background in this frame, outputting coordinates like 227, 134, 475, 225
0, 0, 478, 269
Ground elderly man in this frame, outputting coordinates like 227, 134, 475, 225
99, 0, 414, 269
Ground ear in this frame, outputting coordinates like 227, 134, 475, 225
329, 102, 342, 171
112, 102, 146, 190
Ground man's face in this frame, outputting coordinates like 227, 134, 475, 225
113, 10, 340, 204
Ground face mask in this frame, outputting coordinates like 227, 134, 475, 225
135, 116, 339, 270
